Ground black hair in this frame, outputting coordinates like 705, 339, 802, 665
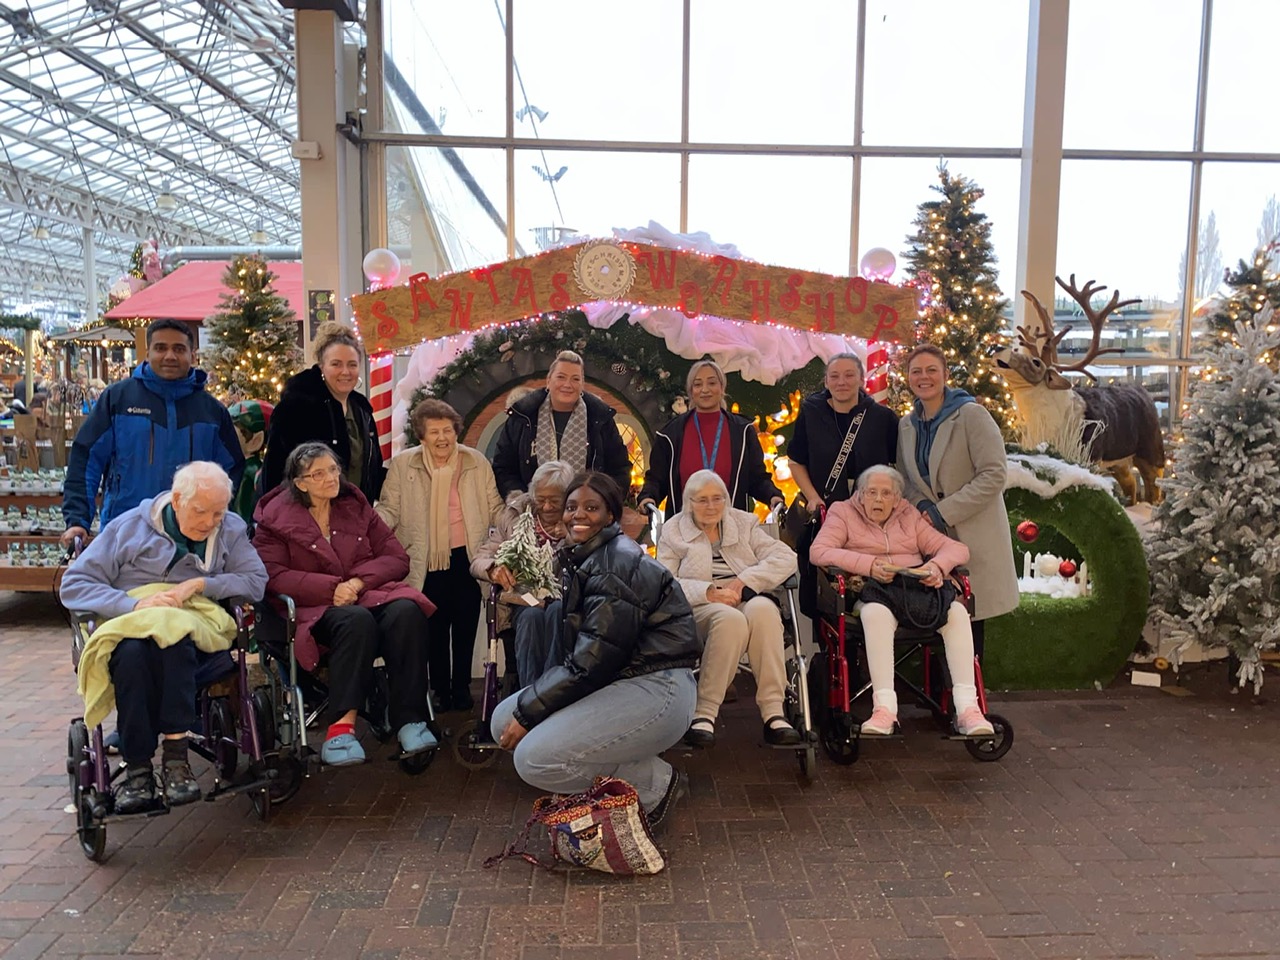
146, 318, 195, 348
565, 471, 624, 524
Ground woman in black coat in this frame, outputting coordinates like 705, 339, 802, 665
261, 322, 384, 504
491, 472, 700, 827
639, 358, 783, 518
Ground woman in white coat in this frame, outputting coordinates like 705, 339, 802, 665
656, 470, 800, 748
897, 344, 1019, 657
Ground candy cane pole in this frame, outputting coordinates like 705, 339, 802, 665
369, 351, 394, 461
864, 339, 890, 404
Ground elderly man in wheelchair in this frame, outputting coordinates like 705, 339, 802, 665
60, 461, 268, 814
810, 464, 994, 739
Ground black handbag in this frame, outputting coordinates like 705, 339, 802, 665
859, 574, 958, 632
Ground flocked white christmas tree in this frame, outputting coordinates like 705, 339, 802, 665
1149, 313, 1280, 690
493, 508, 560, 601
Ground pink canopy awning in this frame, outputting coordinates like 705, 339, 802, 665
104, 260, 305, 322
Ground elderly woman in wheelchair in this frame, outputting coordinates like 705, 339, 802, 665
657, 469, 802, 748
809, 464, 994, 738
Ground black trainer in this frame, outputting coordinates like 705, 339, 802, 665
646, 769, 688, 831
113, 764, 156, 815
162, 760, 201, 806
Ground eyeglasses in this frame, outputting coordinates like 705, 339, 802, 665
534, 496, 564, 509
301, 466, 342, 482
689, 495, 727, 507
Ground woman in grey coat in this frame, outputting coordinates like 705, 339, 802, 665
896, 344, 1019, 656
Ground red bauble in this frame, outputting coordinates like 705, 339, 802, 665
1015, 520, 1039, 543
1059, 560, 1078, 578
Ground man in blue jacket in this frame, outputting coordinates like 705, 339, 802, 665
61, 319, 244, 548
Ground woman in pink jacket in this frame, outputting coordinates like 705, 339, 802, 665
253, 442, 438, 767
809, 464, 993, 738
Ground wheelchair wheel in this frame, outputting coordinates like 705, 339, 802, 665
399, 749, 436, 776
67, 719, 89, 804
964, 713, 1014, 762
797, 744, 817, 779
251, 687, 276, 752
451, 718, 498, 770
820, 713, 859, 766
207, 699, 238, 781
76, 793, 106, 862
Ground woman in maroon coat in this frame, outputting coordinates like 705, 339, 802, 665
253, 442, 437, 767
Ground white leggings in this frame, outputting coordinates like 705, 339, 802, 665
859, 600, 978, 714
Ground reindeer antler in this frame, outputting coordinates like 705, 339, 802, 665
1017, 290, 1071, 367
1052, 274, 1139, 382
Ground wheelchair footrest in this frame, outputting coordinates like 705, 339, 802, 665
858, 732, 905, 741
942, 732, 998, 742
388, 744, 440, 762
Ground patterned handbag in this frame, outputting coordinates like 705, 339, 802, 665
484, 777, 666, 875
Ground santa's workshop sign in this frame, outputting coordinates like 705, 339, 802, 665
351, 241, 919, 353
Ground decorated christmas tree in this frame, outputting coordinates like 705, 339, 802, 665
1148, 314, 1280, 691
899, 165, 1013, 431
1202, 241, 1280, 368
494, 507, 560, 601
203, 254, 304, 401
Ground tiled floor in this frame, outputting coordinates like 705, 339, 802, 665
2, 589, 1279, 960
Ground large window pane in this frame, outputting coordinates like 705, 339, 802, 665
387, 146, 509, 274
1056, 160, 1190, 359
687, 155, 852, 275
1204, 2, 1280, 153
384, 2, 507, 138
513, 0, 682, 142
689, 0, 857, 145
858, 158, 1021, 297
862, 1, 1028, 147
1063, 363, 1174, 431
514, 151, 680, 246
1062, 0, 1201, 151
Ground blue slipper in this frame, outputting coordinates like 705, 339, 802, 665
321, 733, 365, 766
397, 721, 438, 756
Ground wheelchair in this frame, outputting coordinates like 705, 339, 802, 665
65, 602, 292, 863
647, 503, 819, 780
810, 560, 1014, 767
254, 593, 440, 777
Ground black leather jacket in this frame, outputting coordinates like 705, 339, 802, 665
514, 524, 700, 728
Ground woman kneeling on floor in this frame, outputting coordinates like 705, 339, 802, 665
656, 470, 800, 748
808, 464, 994, 738
253, 442, 438, 766
491, 472, 701, 828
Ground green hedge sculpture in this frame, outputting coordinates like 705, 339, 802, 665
985, 485, 1149, 690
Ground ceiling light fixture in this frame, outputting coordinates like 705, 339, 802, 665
156, 180, 178, 211
33, 225, 50, 240
250, 222, 269, 245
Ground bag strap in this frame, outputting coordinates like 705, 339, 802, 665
823, 408, 867, 500
483, 777, 625, 871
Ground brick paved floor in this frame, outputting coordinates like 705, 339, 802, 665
3, 590, 1280, 960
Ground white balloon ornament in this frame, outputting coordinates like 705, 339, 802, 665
859, 247, 897, 281
362, 248, 402, 286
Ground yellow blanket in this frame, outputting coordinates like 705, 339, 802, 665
77, 583, 237, 729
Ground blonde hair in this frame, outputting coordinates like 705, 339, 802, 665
548, 350, 584, 376
684, 359, 727, 406
313, 321, 363, 364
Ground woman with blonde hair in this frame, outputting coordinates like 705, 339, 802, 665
376, 398, 504, 711
262, 322, 384, 503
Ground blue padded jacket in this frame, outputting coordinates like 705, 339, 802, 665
62, 363, 245, 531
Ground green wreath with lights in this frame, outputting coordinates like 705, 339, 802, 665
0, 314, 42, 332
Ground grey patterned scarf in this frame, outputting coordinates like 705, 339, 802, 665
534, 395, 589, 473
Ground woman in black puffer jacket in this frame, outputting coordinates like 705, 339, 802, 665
491, 472, 700, 828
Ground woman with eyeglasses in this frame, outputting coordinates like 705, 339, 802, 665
253, 442, 438, 767
375, 399, 504, 712
656, 470, 801, 748
261, 321, 384, 504
639, 359, 783, 519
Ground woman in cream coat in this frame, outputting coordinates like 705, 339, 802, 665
897, 345, 1019, 655
657, 469, 800, 748
376, 399, 504, 711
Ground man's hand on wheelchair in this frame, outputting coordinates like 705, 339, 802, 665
61, 526, 89, 550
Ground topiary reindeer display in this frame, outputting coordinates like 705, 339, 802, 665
995, 275, 1165, 504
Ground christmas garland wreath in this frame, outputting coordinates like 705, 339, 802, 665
0, 314, 43, 332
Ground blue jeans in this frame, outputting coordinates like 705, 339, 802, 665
512, 600, 564, 688
491, 667, 696, 810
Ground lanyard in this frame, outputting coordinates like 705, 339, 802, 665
695, 412, 726, 471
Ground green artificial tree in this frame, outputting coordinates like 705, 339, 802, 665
203, 254, 304, 401
1149, 313, 1280, 691
899, 164, 1014, 432
1202, 240, 1280, 368
493, 507, 560, 601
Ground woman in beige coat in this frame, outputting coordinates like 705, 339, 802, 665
897, 345, 1019, 657
376, 399, 504, 711
657, 470, 800, 748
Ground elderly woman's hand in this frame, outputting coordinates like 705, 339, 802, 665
869, 558, 896, 584
333, 580, 360, 606
489, 563, 518, 591
919, 561, 945, 589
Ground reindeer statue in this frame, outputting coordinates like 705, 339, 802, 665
995, 275, 1165, 504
